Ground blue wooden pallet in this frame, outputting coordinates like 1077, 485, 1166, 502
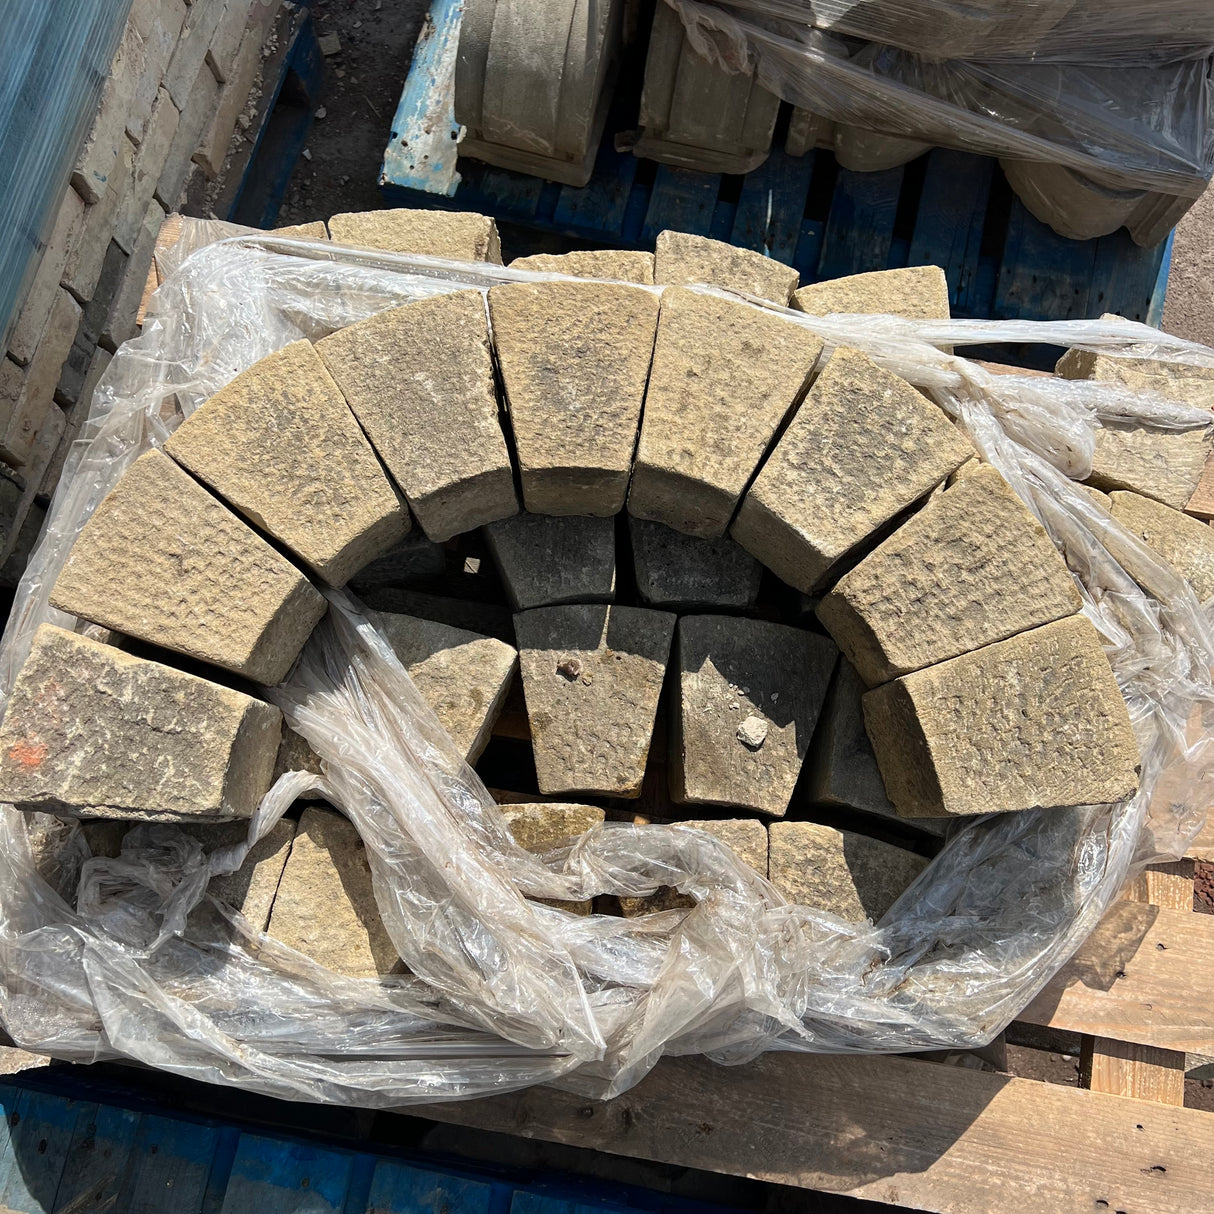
0, 1073, 741, 1214
379, 0, 1172, 341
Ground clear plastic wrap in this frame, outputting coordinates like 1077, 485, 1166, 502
0, 229, 1212, 1108
664, 0, 1214, 200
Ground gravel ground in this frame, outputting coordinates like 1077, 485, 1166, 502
1164, 183, 1214, 348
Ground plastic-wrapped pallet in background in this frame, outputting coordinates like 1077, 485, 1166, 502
656, 0, 1214, 246
0, 225, 1213, 1108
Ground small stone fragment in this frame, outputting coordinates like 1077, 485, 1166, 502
318, 32, 342, 55
267, 806, 403, 978
165, 341, 409, 586
371, 611, 517, 763
818, 464, 1081, 685
274, 220, 329, 240
672, 615, 837, 817
317, 292, 518, 541
515, 604, 675, 797
327, 208, 502, 263
50, 451, 326, 684
791, 267, 950, 320
628, 517, 762, 610
484, 514, 615, 611
0, 625, 282, 821
501, 801, 605, 915
863, 615, 1141, 818
272, 727, 324, 782
654, 231, 798, 305
489, 281, 660, 515
509, 250, 655, 285
629, 287, 823, 537
1108, 490, 1214, 603
732, 347, 972, 592
768, 821, 928, 922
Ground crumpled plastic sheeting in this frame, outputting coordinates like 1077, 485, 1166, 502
0, 231, 1212, 1107
665, 0, 1214, 196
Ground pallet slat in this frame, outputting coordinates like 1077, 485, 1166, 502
50, 1100, 141, 1214
366, 1159, 504, 1214
0, 1086, 77, 1214
729, 149, 815, 266
219, 1133, 357, 1214
815, 165, 905, 281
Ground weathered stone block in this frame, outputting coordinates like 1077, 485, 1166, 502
372, 611, 517, 763
768, 821, 928, 922
629, 288, 822, 538
63, 139, 133, 304
103, 197, 165, 349
0, 625, 282, 820
156, 62, 221, 210
484, 513, 615, 611
489, 280, 658, 514
629, 517, 762, 610
502, 801, 605, 914
863, 615, 1140, 818
327, 209, 503, 263
267, 806, 404, 978
71, 34, 137, 204
732, 347, 972, 591
317, 291, 517, 540
50, 449, 326, 684
275, 221, 329, 241
194, 25, 262, 178
654, 231, 798, 305
509, 250, 655, 284
348, 533, 446, 592
803, 659, 944, 837
791, 266, 950, 319
1109, 490, 1214, 604
515, 604, 675, 797
818, 464, 1081, 685
165, 340, 409, 586
8, 191, 85, 366
163, 0, 227, 109
672, 616, 836, 817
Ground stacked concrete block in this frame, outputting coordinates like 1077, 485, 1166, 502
863, 616, 1140, 818
317, 292, 518, 541
489, 281, 660, 515
501, 801, 605, 914
1108, 490, 1214, 604
634, 4, 779, 175
629, 288, 823, 538
653, 232, 799, 306
50, 450, 326, 684
0, 625, 282, 821
327, 210, 503, 263
791, 267, 951, 319
484, 514, 616, 611
509, 251, 656, 284
629, 518, 763, 611
455, 0, 624, 188
732, 348, 973, 591
672, 616, 837, 817
165, 340, 410, 585
515, 605, 675, 797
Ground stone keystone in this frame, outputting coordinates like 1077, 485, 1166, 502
654, 231, 799, 305
672, 615, 837, 817
732, 347, 972, 592
515, 604, 676, 797
862, 615, 1141, 818
489, 280, 660, 515
317, 291, 518, 541
629, 517, 763, 610
327, 208, 503, 263
509, 250, 655, 285
1108, 490, 1214, 604
818, 464, 1081, 685
0, 625, 282, 821
768, 822, 928, 922
484, 513, 615, 611
50, 450, 326, 684
165, 340, 410, 586
629, 287, 823, 538
371, 611, 518, 763
502, 801, 605, 914
267, 806, 404, 978
791, 267, 950, 319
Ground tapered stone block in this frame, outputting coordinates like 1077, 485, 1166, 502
509, 250, 655, 284
327, 209, 502, 263
672, 616, 837, 817
318, 291, 518, 541
629, 288, 822, 538
818, 464, 1081, 685
1108, 490, 1214, 603
654, 231, 798, 305
629, 517, 762, 610
165, 341, 409, 586
515, 604, 675, 797
768, 822, 928, 922
863, 616, 1140, 818
50, 450, 326, 684
502, 801, 605, 914
732, 348, 972, 591
0, 625, 281, 821
372, 611, 517, 763
267, 807, 404, 978
791, 266, 950, 320
489, 280, 659, 515
484, 513, 615, 611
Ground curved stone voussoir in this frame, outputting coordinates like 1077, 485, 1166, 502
654, 231, 799, 306
327, 208, 503, 263
164, 340, 410, 587
484, 513, 615, 611
49, 449, 326, 684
